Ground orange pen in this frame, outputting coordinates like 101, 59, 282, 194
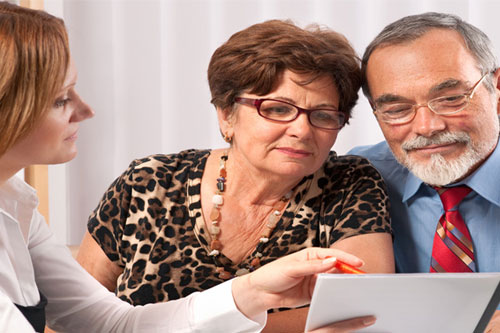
335, 260, 366, 274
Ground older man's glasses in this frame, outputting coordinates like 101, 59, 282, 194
234, 97, 346, 130
373, 73, 488, 125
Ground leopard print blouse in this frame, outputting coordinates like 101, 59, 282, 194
87, 149, 391, 305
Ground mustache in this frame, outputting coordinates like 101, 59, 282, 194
402, 132, 471, 151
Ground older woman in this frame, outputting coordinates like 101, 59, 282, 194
78, 19, 394, 331
0, 4, 377, 332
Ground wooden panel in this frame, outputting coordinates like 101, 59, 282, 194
24, 165, 50, 224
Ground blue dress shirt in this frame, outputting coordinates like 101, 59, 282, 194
349, 141, 500, 274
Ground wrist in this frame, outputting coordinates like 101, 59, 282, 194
232, 274, 270, 319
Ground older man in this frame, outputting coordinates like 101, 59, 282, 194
349, 12, 500, 330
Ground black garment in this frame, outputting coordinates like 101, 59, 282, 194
14, 291, 47, 333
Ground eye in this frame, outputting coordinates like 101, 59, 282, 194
262, 106, 293, 114
434, 94, 466, 106
260, 101, 295, 118
379, 104, 413, 117
54, 98, 71, 108
312, 110, 334, 121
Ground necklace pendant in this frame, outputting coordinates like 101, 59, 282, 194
210, 225, 221, 235
217, 181, 225, 192
210, 208, 220, 221
211, 239, 222, 250
235, 268, 250, 276
208, 249, 220, 256
218, 270, 232, 280
250, 257, 260, 267
212, 194, 223, 205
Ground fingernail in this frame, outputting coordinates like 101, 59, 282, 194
322, 257, 337, 265
363, 317, 376, 326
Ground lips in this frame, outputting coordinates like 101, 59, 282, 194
411, 142, 458, 153
276, 147, 312, 157
65, 130, 78, 141
402, 132, 471, 152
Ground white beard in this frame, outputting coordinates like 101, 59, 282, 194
397, 131, 495, 186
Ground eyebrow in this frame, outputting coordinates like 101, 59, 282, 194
64, 82, 76, 89
271, 96, 338, 109
374, 94, 408, 105
374, 78, 470, 105
429, 78, 465, 94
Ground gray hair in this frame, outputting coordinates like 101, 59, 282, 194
361, 12, 498, 100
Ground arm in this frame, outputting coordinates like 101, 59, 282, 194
35, 210, 375, 333
265, 158, 394, 331
330, 233, 394, 273
76, 231, 122, 292
486, 310, 500, 333
262, 233, 393, 333
232, 247, 377, 333
0, 291, 35, 333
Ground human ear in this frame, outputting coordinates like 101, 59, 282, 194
216, 106, 235, 141
492, 68, 500, 115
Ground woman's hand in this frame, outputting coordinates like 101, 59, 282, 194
485, 310, 500, 333
231, 247, 364, 319
306, 316, 376, 332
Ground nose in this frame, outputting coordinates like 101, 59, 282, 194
70, 91, 95, 122
287, 112, 314, 139
411, 105, 446, 137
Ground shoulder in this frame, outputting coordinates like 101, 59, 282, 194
322, 150, 384, 181
311, 152, 388, 202
348, 141, 394, 161
119, 149, 210, 186
127, 149, 208, 173
347, 141, 408, 180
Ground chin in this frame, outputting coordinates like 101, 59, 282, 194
48, 150, 78, 165
276, 164, 316, 179
402, 142, 491, 186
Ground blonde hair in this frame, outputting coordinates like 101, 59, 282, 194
0, 2, 69, 156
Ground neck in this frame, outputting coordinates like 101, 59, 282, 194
0, 155, 23, 186
223, 149, 300, 206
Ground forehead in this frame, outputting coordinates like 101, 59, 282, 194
271, 70, 339, 100
366, 29, 481, 97
62, 58, 78, 88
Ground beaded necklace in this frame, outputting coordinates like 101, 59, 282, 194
208, 150, 292, 280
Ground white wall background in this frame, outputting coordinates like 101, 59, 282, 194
43, 0, 500, 245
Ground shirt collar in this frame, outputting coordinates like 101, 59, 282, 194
462, 141, 500, 206
0, 176, 39, 239
402, 169, 428, 203
402, 141, 500, 207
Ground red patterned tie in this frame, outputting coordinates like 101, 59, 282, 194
430, 186, 475, 273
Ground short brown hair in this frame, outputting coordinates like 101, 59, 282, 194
0, 2, 69, 157
208, 20, 361, 121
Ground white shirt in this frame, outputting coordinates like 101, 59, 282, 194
0, 176, 266, 332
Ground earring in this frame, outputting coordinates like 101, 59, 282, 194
223, 133, 233, 144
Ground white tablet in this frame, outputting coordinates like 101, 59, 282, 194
305, 273, 500, 333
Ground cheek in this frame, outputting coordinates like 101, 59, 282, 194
379, 123, 409, 156
319, 131, 338, 150
236, 118, 283, 143
29, 118, 67, 150
380, 122, 407, 144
